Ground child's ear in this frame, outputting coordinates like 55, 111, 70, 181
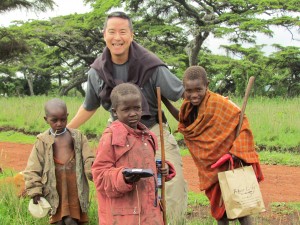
43, 116, 48, 123
111, 108, 117, 117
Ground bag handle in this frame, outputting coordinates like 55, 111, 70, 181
229, 158, 245, 172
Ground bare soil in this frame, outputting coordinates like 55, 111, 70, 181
1, 142, 300, 224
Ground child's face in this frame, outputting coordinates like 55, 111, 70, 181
44, 108, 68, 133
113, 94, 142, 129
184, 78, 207, 106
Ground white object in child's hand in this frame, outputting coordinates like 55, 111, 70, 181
28, 197, 51, 218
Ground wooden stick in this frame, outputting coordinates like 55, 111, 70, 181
236, 76, 255, 137
156, 87, 167, 225
219, 76, 256, 207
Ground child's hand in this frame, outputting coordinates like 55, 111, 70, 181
159, 163, 169, 176
32, 195, 42, 204
123, 174, 141, 184
211, 153, 235, 169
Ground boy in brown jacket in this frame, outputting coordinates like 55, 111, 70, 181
24, 98, 94, 225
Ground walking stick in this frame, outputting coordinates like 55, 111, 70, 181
156, 87, 167, 225
217, 76, 256, 207
236, 76, 256, 137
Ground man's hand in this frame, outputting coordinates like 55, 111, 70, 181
211, 153, 234, 169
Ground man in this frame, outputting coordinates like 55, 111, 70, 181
68, 11, 187, 224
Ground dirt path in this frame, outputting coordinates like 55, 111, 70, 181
181, 155, 300, 208
1, 141, 300, 209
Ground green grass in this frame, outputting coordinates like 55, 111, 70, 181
0, 96, 109, 136
166, 97, 300, 151
241, 97, 300, 149
0, 170, 211, 225
0, 96, 300, 224
259, 151, 300, 166
1, 96, 300, 151
0, 131, 36, 144
188, 192, 209, 207
271, 202, 300, 215
180, 148, 191, 157
0, 178, 99, 224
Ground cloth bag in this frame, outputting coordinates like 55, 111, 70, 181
218, 165, 266, 219
28, 197, 51, 218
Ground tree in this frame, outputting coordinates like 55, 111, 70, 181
0, 0, 55, 12
0, 0, 55, 61
26, 13, 105, 95
267, 45, 300, 97
101, 0, 300, 66
2, 0, 299, 97
0, 11, 107, 96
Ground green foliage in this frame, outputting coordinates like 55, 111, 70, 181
1, 0, 299, 97
0, 0, 55, 13
267, 46, 300, 97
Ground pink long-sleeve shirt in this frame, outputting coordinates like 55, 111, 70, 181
92, 121, 164, 225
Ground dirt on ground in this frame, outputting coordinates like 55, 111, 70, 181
1, 142, 300, 224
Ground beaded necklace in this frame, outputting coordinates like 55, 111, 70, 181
50, 128, 67, 136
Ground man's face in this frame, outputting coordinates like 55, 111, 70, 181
103, 17, 133, 64
184, 79, 207, 106
113, 94, 142, 129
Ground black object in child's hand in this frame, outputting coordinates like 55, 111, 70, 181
122, 168, 154, 178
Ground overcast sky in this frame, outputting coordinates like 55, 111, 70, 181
0, 0, 91, 26
1, 0, 299, 55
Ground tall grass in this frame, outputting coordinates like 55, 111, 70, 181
0, 96, 299, 149
1, 177, 292, 225
1, 96, 299, 224
243, 97, 300, 149
162, 96, 300, 150
0, 181, 98, 224
0, 96, 109, 137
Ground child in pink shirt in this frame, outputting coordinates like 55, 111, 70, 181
92, 83, 175, 225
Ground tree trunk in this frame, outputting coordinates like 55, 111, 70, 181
59, 73, 87, 96
186, 32, 210, 66
24, 71, 34, 96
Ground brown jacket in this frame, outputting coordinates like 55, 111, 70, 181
24, 128, 94, 215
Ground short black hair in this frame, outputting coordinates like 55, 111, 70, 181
110, 83, 141, 109
44, 98, 67, 116
103, 11, 133, 31
183, 66, 208, 86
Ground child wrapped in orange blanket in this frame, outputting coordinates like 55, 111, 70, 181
178, 66, 264, 225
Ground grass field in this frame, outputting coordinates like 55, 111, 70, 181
0, 96, 300, 224
0, 96, 299, 150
